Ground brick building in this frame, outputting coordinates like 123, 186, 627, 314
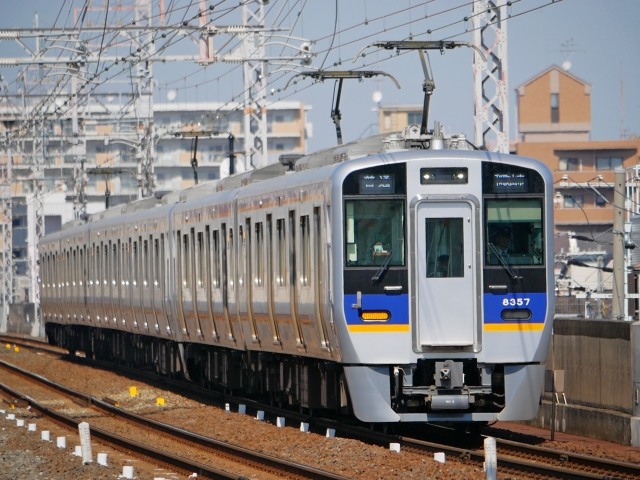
514, 65, 640, 257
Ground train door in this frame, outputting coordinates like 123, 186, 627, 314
313, 207, 331, 349
191, 228, 206, 337
115, 240, 126, 330
71, 247, 79, 322
93, 244, 101, 323
108, 240, 118, 326
149, 235, 161, 333
175, 230, 189, 336
120, 240, 131, 328
140, 237, 156, 331
221, 223, 235, 340
414, 201, 478, 347
289, 210, 305, 348
156, 233, 171, 335
80, 246, 88, 322
243, 219, 259, 343
102, 242, 111, 325
131, 238, 141, 329
203, 227, 218, 340
210, 228, 226, 340
265, 215, 280, 343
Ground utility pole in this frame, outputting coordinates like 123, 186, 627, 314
0, 139, 12, 333
472, 0, 509, 153
242, 1, 269, 169
613, 168, 626, 319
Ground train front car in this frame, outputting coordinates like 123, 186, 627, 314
333, 150, 553, 424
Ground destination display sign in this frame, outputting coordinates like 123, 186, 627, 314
493, 172, 528, 193
358, 173, 396, 194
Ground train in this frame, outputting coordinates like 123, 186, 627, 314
39, 122, 554, 426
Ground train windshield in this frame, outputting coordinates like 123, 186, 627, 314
485, 199, 544, 266
345, 200, 405, 267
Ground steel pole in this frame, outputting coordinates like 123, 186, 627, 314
613, 169, 626, 319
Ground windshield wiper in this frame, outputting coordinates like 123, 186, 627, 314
488, 243, 522, 281
372, 239, 402, 283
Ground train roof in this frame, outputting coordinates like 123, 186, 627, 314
54, 124, 477, 232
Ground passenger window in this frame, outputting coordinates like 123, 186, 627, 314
154, 238, 160, 287
255, 222, 264, 287
79, 249, 84, 287
197, 231, 205, 288
160, 234, 166, 290
123, 243, 129, 288
72, 249, 77, 286
277, 219, 286, 286
183, 233, 191, 288
96, 246, 102, 289
132, 241, 138, 287
104, 244, 109, 287
238, 226, 244, 288
300, 216, 310, 286
228, 228, 235, 289
212, 230, 220, 288
143, 240, 149, 287
425, 218, 464, 278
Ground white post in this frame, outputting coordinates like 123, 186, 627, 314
78, 421, 93, 464
484, 436, 497, 480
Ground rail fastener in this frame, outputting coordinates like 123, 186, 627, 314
3, 397, 27, 408
102, 397, 120, 407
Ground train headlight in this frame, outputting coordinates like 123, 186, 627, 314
360, 311, 391, 321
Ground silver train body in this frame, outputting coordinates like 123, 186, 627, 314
40, 128, 554, 424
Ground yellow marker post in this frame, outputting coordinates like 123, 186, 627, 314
129, 386, 137, 397
156, 397, 165, 406
5, 344, 10, 349
14, 347, 19, 353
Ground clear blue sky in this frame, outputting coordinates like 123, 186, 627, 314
1, 0, 638, 152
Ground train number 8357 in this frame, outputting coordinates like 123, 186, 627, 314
502, 298, 530, 307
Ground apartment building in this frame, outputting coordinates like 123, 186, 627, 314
514, 66, 640, 255
0, 100, 311, 303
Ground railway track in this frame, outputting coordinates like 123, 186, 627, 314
3, 334, 640, 479
0, 355, 349, 479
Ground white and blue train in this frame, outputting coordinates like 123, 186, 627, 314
40, 124, 553, 426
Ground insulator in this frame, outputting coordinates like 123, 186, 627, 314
220, 55, 244, 64
0, 31, 19, 40
225, 26, 249, 34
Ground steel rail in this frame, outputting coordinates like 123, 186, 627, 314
0, 359, 349, 480
3, 336, 640, 479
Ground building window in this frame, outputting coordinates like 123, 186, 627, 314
596, 157, 623, 171
384, 113, 391, 130
563, 194, 583, 208
559, 158, 579, 171
275, 143, 285, 151
595, 193, 607, 207
407, 112, 422, 125
551, 93, 559, 123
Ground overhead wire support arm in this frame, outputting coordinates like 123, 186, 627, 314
354, 41, 485, 136
286, 70, 400, 145
352, 40, 487, 63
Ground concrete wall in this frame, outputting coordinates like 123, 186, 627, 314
7, 303, 42, 337
528, 318, 640, 445
546, 319, 633, 414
